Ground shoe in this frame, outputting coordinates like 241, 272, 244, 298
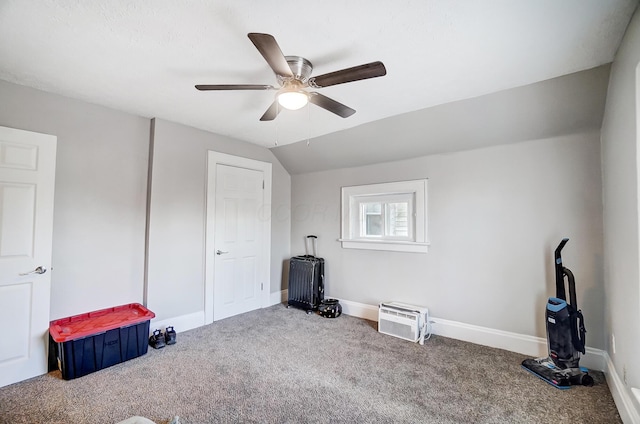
165, 326, 176, 345
149, 329, 166, 349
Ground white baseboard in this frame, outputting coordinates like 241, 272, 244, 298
270, 289, 288, 306
431, 316, 546, 356
159, 296, 607, 373
604, 352, 640, 424
337, 299, 606, 372
152, 290, 287, 336
273, 293, 380, 320
430, 316, 605, 372
150, 295, 635, 421
150, 311, 205, 335
340, 299, 378, 321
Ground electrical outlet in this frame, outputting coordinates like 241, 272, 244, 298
612, 334, 616, 354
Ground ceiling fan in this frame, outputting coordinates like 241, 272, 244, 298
195, 33, 387, 121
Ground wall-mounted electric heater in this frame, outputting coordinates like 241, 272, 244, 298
378, 301, 431, 345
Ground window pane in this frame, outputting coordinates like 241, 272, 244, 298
387, 202, 409, 237
341, 179, 427, 251
364, 203, 381, 214
363, 202, 383, 236
366, 215, 383, 235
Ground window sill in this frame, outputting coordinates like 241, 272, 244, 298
338, 238, 430, 253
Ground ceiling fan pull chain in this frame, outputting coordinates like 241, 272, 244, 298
307, 102, 311, 147
274, 103, 279, 146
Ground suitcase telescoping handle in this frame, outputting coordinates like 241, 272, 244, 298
306, 235, 318, 257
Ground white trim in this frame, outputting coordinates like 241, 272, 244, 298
339, 299, 606, 371
604, 352, 640, 424
270, 289, 288, 306
580, 346, 606, 373
431, 317, 547, 356
428, 317, 604, 371
205, 152, 272, 324
146, 292, 339, 334
149, 310, 205, 336
341, 179, 428, 253
340, 299, 379, 321
148, 298, 633, 421
339, 239, 430, 253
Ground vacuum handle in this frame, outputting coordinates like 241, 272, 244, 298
574, 309, 587, 354
554, 238, 569, 259
564, 267, 578, 310
554, 238, 570, 300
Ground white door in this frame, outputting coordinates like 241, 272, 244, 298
0, 126, 56, 388
213, 164, 264, 321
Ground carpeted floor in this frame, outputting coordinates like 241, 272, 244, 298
0, 304, 621, 423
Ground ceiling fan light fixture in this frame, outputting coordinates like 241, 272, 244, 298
196, 33, 387, 120
277, 90, 308, 110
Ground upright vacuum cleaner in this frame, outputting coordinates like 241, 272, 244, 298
521, 238, 594, 389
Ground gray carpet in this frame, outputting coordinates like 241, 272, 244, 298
0, 305, 621, 424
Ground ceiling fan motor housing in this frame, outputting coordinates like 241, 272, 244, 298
283, 56, 313, 83
196, 33, 386, 120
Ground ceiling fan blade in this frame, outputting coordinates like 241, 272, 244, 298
195, 84, 275, 91
308, 61, 387, 88
308, 93, 355, 118
260, 101, 281, 121
247, 33, 294, 78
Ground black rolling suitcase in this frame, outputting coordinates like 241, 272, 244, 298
287, 235, 324, 314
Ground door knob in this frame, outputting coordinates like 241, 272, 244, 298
216, 250, 229, 255
19, 266, 47, 276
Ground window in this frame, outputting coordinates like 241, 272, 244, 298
340, 179, 428, 253
358, 193, 413, 239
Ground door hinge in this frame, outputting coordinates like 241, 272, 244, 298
261, 283, 264, 290
262, 180, 264, 189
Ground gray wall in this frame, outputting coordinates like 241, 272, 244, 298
290, 132, 605, 347
0, 80, 149, 320
601, 6, 640, 393
147, 118, 291, 321
272, 65, 610, 175
0, 81, 291, 324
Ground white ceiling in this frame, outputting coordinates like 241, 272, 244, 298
0, 1, 637, 148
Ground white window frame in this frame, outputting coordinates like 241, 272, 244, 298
340, 179, 429, 253
357, 193, 414, 240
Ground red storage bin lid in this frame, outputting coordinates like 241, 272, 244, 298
49, 303, 155, 343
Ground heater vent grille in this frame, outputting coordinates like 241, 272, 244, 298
380, 309, 417, 321
379, 319, 415, 341
378, 302, 429, 343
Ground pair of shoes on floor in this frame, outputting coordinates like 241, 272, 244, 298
149, 326, 176, 349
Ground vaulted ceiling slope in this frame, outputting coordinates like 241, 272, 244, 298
0, 1, 636, 155
273, 64, 611, 174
